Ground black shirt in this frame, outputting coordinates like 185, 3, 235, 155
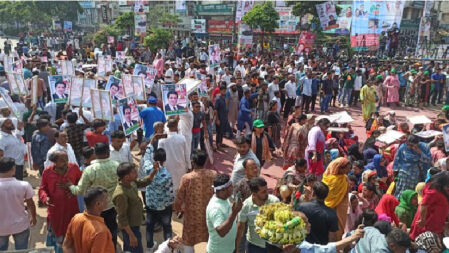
296, 200, 338, 245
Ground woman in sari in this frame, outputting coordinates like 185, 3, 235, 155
410, 171, 449, 239
374, 194, 401, 227
322, 157, 351, 240
383, 68, 400, 107
305, 118, 331, 179
394, 189, 418, 228
360, 78, 377, 121
283, 114, 307, 170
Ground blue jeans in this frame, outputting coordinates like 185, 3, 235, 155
341, 88, 353, 105
122, 226, 143, 253
0, 228, 30, 251
191, 131, 201, 151
320, 94, 332, 112
146, 206, 173, 248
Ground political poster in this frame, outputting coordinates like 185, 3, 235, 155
49, 75, 71, 104
60, 60, 75, 76
69, 77, 83, 106
417, 0, 434, 52
175, 0, 186, 13
97, 57, 106, 76
133, 64, 157, 90
3, 56, 13, 72
351, 0, 405, 51
31, 76, 38, 106
90, 88, 113, 121
316, 2, 338, 31
116, 51, 126, 62
323, 4, 352, 35
132, 75, 146, 100
208, 44, 220, 68
235, 0, 255, 23
238, 23, 253, 49
0, 88, 20, 119
63, 21, 72, 32
135, 13, 147, 36
118, 96, 141, 136
442, 124, 449, 152
161, 84, 188, 116
96, 76, 108, 89
81, 79, 95, 108
296, 31, 316, 55
198, 78, 208, 97
108, 36, 114, 44
105, 75, 124, 103
7, 72, 27, 95
105, 59, 113, 73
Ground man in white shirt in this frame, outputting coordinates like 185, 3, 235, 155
109, 130, 133, 164
221, 68, 232, 85
284, 74, 297, 119
44, 130, 77, 168
158, 119, 190, 191
0, 118, 26, 180
234, 61, 246, 77
267, 76, 280, 101
350, 69, 363, 106
164, 63, 174, 83
199, 49, 208, 62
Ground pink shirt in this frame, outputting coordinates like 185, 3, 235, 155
0, 178, 34, 236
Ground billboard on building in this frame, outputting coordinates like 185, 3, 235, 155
208, 20, 234, 34
323, 4, 352, 35
191, 19, 206, 34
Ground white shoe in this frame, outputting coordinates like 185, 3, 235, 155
146, 242, 158, 253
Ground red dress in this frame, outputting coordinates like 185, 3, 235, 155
39, 163, 82, 236
410, 184, 449, 239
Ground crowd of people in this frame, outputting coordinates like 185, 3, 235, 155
0, 31, 448, 253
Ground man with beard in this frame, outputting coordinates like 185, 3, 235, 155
0, 118, 26, 180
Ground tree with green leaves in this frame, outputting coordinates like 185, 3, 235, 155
242, 2, 279, 49
289, 1, 341, 32
93, 25, 120, 46
114, 12, 134, 36
143, 28, 173, 52
160, 12, 182, 30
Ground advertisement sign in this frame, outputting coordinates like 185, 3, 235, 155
323, 4, 352, 35
134, 13, 147, 36
316, 2, 338, 31
191, 19, 206, 34
235, 0, 255, 23
176, 0, 186, 13
196, 4, 234, 16
208, 20, 234, 34
296, 31, 316, 55
63, 21, 72, 32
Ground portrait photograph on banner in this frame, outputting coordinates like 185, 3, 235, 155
90, 88, 113, 121
82, 79, 96, 108
69, 77, 83, 106
198, 78, 208, 97
97, 57, 106, 76
161, 83, 187, 116
133, 64, 157, 90
90, 89, 103, 120
208, 44, 220, 68
49, 75, 71, 103
105, 75, 124, 103
131, 75, 145, 101
0, 88, 21, 119
316, 1, 338, 31
7, 72, 27, 95
443, 124, 449, 152
118, 96, 140, 135
116, 51, 126, 62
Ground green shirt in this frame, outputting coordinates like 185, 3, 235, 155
206, 195, 237, 253
112, 178, 152, 228
239, 194, 279, 248
22, 108, 41, 141
343, 73, 356, 89
70, 158, 119, 210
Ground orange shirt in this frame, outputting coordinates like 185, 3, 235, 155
65, 212, 115, 253
86, 131, 109, 147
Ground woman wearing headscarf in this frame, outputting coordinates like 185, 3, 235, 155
410, 171, 449, 239
393, 135, 432, 199
344, 193, 362, 235
374, 194, 400, 227
305, 118, 331, 179
383, 68, 400, 106
364, 154, 388, 180
322, 157, 351, 240
415, 231, 444, 253
394, 189, 418, 228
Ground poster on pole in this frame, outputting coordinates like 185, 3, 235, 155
134, 14, 147, 36
105, 75, 124, 103
4, 56, 13, 72
133, 64, 157, 90
118, 96, 141, 135
90, 88, 113, 121
105, 59, 113, 73
49, 75, 71, 104
69, 77, 83, 106
198, 78, 208, 97
122, 74, 146, 101
316, 2, 338, 31
7, 72, 27, 95
161, 84, 188, 116
31, 76, 38, 106
0, 88, 21, 119
296, 31, 316, 55
121, 74, 134, 97
96, 76, 108, 89
208, 44, 220, 68
81, 79, 95, 108
97, 57, 106, 76
60, 60, 75, 76
238, 23, 253, 49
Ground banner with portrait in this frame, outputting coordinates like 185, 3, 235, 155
316, 2, 338, 31
135, 13, 147, 36
296, 31, 316, 55
0, 88, 21, 119
323, 4, 352, 35
97, 57, 106, 76
133, 64, 157, 90
60, 60, 75, 76
235, 0, 255, 23
238, 23, 253, 49
69, 77, 83, 106
6, 72, 27, 95
116, 51, 126, 62
105, 75, 124, 103
49, 75, 71, 104
121, 74, 146, 101
208, 44, 220, 68
90, 88, 113, 121
118, 96, 141, 136
161, 84, 188, 116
